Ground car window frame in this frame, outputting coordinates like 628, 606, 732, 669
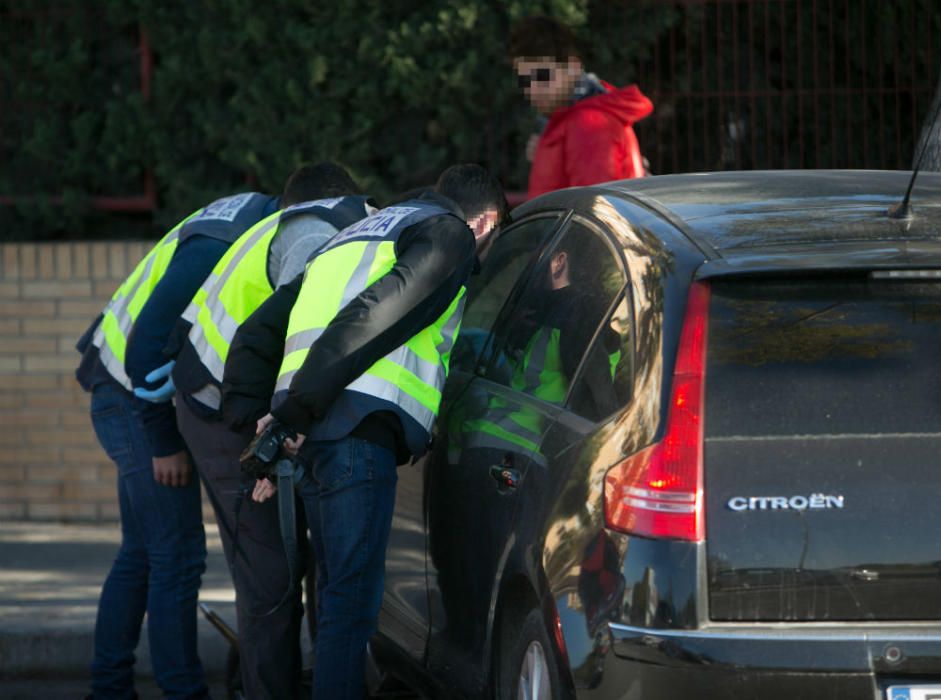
478, 211, 633, 423
470, 210, 572, 377
556, 214, 635, 421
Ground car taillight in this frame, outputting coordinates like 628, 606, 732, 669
604, 281, 710, 541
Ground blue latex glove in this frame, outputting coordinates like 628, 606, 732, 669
133, 360, 176, 403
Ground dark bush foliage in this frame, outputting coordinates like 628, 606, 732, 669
1, 0, 938, 240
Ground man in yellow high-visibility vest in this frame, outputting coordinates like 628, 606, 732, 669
142, 164, 372, 700
75, 190, 276, 699
224, 164, 506, 699
74, 164, 344, 700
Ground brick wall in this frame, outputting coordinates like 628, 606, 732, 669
0, 241, 149, 521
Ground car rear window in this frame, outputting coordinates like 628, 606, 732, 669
705, 275, 941, 438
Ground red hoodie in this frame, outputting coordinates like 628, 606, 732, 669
527, 81, 653, 199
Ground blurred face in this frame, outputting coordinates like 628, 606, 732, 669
513, 55, 582, 116
468, 208, 500, 260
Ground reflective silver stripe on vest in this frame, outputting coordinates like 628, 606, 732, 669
274, 337, 445, 415
91, 229, 181, 389
97, 346, 133, 391
283, 327, 326, 357
393, 345, 446, 392
436, 295, 466, 361
345, 344, 443, 431
112, 312, 134, 339
341, 240, 382, 306
185, 217, 282, 380
180, 272, 219, 325
91, 313, 133, 389
347, 373, 437, 433
210, 216, 281, 289
181, 300, 199, 324
91, 255, 155, 349
273, 241, 383, 396
193, 311, 241, 382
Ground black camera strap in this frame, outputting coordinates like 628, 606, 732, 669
234, 418, 310, 618
248, 457, 310, 617
217, 480, 251, 565
276, 457, 303, 597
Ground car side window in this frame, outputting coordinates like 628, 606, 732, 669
483, 218, 627, 419
567, 292, 634, 421
451, 215, 560, 374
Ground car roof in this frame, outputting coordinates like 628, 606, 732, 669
602, 169, 941, 255
516, 170, 941, 270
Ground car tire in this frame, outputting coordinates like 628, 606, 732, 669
497, 607, 567, 700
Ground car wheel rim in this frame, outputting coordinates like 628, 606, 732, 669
517, 639, 551, 700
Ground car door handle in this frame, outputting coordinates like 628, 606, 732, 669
490, 464, 521, 491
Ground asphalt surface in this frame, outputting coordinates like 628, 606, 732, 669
0, 521, 421, 699
0, 676, 230, 699
0, 521, 237, 696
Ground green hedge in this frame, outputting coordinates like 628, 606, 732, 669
1, 0, 939, 240
1, 0, 590, 239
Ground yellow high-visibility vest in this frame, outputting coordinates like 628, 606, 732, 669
91, 191, 277, 389
91, 214, 195, 389
275, 202, 466, 453
181, 197, 370, 385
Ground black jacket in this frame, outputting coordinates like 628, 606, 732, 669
222, 191, 476, 457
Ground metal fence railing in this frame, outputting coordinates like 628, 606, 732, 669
2, 1, 938, 219
631, 0, 939, 174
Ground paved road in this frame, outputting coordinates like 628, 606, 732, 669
0, 521, 236, 685
0, 676, 230, 699
0, 521, 420, 699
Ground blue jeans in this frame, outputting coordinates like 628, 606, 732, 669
299, 437, 397, 700
89, 383, 208, 700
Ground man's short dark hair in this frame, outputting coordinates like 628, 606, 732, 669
386, 185, 434, 206
281, 162, 360, 207
435, 164, 507, 224
509, 15, 582, 62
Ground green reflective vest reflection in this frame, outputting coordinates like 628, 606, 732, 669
458, 325, 620, 464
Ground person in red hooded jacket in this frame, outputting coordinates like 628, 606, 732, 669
510, 15, 654, 199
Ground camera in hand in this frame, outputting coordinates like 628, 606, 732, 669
240, 421, 297, 481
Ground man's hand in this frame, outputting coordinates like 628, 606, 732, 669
256, 413, 275, 435
134, 360, 177, 403
284, 433, 306, 455
153, 450, 191, 487
256, 412, 305, 454
252, 478, 276, 503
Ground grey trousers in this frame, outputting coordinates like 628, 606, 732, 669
176, 397, 308, 700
